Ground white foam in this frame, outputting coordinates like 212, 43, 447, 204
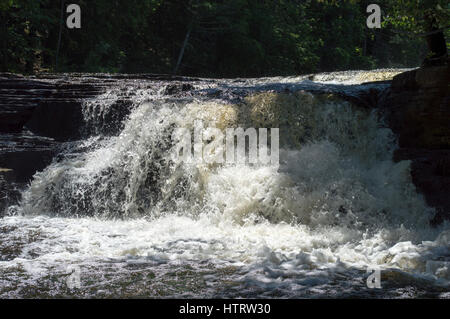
2, 76, 449, 296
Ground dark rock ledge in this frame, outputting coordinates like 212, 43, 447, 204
0, 73, 104, 215
381, 63, 450, 224
0, 73, 205, 215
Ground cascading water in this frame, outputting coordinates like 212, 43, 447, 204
1, 71, 449, 298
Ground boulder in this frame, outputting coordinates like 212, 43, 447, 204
382, 63, 450, 224
393, 148, 450, 224
383, 64, 450, 149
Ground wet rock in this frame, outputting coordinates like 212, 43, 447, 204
25, 101, 84, 141
381, 64, 450, 224
0, 75, 51, 133
334, 84, 388, 109
0, 132, 60, 215
82, 98, 134, 136
20, 81, 104, 141
164, 83, 195, 95
0, 74, 103, 140
394, 148, 450, 225
0, 133, 59, 183
382, 64, 450, 149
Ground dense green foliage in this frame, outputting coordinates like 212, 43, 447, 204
0, 0, 447, 76
383, 0, 450, 32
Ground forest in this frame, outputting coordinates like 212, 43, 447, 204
1, 0, 449, 77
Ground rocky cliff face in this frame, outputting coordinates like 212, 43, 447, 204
0, 74, 101, 215
382, 65, 450, 149
381, 63, 450, 224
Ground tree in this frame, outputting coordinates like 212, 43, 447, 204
0, 0, 56, 73
382, 0, 449, 65
1, 0, 442, 75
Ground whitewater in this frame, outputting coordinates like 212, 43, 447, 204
0, 70, 449, 298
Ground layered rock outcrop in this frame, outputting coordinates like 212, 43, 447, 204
381, 63, 450, 224
0, 73, 196, 214
0, 74, 101, 215
382, 64, 450, 149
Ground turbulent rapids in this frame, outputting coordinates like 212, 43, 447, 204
0, 70, 449, 298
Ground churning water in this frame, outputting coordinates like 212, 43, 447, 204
1, 71, 449, 298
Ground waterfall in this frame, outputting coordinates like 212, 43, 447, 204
1, 71, 449, 298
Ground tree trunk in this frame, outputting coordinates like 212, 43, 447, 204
423, 14, 448, 66
55, 0, 65, 71
425, 31, 447, 58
